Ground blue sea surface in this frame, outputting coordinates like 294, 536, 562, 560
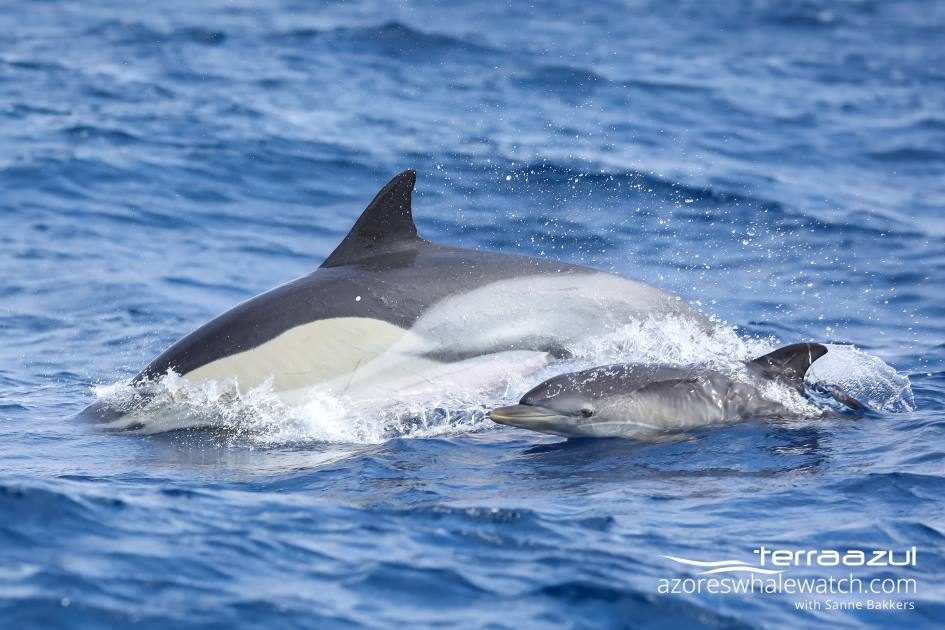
1, 0, 944, 627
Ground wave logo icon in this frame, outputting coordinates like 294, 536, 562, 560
662, 555, 783, 575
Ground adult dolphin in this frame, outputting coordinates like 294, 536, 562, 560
85, 170, 713, 421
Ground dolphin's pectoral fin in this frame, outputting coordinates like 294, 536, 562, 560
421, 339, 572, 363
321, 170, 424, 268
749, 342, 828, 393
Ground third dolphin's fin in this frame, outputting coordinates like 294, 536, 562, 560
749, 342, 828, 393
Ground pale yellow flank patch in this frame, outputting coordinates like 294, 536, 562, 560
184, 317, 412, 392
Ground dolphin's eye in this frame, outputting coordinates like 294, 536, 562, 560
580, 406, 594, 418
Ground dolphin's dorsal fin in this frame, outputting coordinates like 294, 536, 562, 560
321, 169, 422, 267
749, 342, 828, 393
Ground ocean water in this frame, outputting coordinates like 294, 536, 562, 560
1, 0, 944, 627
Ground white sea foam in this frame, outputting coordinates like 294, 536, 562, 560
91, 350, 540, 444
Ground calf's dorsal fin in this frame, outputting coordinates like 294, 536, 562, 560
749, 342, 828, 393
321, 169, 423, 267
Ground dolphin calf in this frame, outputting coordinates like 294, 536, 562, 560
490, 343, 838, 439
85, 170, 713, 424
